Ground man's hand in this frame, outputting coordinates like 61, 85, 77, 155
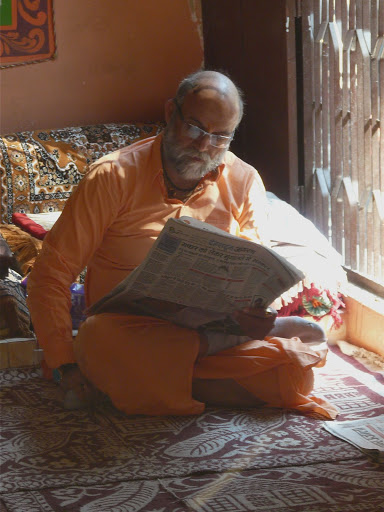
232, 306, 277, 339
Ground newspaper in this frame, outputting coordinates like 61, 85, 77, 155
323, 415, 384, 463
88, 216, 304, 326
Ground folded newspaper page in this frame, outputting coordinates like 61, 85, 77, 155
88, 216, 304, 321
323, 415, 384, 463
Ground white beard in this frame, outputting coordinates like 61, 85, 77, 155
162, 123, 227, 180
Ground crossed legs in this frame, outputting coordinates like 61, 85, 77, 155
72, 312, 328, 413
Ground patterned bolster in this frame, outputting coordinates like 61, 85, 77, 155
0, 122, 165, 224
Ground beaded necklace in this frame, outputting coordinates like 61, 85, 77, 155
162, 167, 198, 200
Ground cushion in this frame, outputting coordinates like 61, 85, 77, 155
13, 211, 61, 236
12, 213, 49, 240
0, 232, 14, 279
0, 224, 43, 276
1, 223, 87, 332
0, 122, 165, 223
0, 269, 34, 339
12, 211, 62, 239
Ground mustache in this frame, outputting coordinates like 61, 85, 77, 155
174, 147, 212, 164
162, 125, 226, 179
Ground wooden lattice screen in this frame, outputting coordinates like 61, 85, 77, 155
288, 0, 384, 287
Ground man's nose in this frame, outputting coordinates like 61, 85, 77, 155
194, 134, 211, 152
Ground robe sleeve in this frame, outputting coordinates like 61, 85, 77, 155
27, 162, 123, 368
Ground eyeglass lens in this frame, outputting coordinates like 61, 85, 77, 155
185, 124, 232, 148
174, 100, 233, 148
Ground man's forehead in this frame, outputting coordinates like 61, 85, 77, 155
190, 83, 228, 96
187, 76, 236, 99
183, 84, 238, 111
177, 76, 241, 130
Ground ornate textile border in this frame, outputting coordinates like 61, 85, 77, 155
0, 0, 56, 68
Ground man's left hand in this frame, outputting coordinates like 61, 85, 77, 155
233, 306, 277, 339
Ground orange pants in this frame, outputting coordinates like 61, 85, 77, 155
74, 313, 338, 418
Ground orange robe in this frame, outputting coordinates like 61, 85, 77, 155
27, 134, 337, 419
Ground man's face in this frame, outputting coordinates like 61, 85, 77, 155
162, 89, 239, 180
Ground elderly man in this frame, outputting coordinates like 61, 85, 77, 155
27, 70, 335, 418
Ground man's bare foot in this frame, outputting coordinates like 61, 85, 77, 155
58, 365, 108, 410
196, 313, 326, 359
268, 316, 327, 343
62, 386, 107, 410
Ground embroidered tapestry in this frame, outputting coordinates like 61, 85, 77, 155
0, 0, 56, 68
0, 122, 165, 224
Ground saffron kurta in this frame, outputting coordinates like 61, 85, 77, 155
27, 134, 337, 419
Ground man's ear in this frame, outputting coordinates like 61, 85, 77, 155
164, 98, 175, 123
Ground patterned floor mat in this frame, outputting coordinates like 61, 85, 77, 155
1, 346, 383, 511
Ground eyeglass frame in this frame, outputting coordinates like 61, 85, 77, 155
173, 99, 235, 149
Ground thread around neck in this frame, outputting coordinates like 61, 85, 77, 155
162, 166, 198, 192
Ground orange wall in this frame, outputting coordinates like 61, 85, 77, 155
0, 0, 203, 134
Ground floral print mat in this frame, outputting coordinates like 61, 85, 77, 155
1, 345, 384, 512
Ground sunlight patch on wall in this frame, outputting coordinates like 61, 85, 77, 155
188, 0, 204, 65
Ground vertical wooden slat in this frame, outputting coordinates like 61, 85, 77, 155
355, 0, 362, 29
313, 2, 323, 219
341, 3, 356, 269
373, 191, 383, 280
371, 39, 381, 191
373, 190, 384, 281
349, 0, 356, 30
342, 29, 355, 267
371, 18, 382, 279
341, 0, 349, 37
321, 0, 330, 236
341, 2, 360, 272
286, 0, 300, 208
353, 28, 367, 274
302, 0, 316, 216
378, 0, 384, 281
362, 0, 371, 51
335, 0, 342, 38
371, 0, 379, 49
322, 0, 328, 23
328, 0, 334, 19
315, 168, 330, 236
319, 20, 332, 237
321, 28, 330, 179
329, 22, 343, 254
299, 0, 383, 286
349, 31, 359, 200
358, 30, 373, 275
343, 177, 358, 267
379, 1, 384, 264
372, 190, 384, 281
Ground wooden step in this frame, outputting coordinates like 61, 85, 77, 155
0, 337, 41, 369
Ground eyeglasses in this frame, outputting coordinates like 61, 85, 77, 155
173, 100, 234, 149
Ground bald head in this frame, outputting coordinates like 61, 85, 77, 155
175, 70, 244, 126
